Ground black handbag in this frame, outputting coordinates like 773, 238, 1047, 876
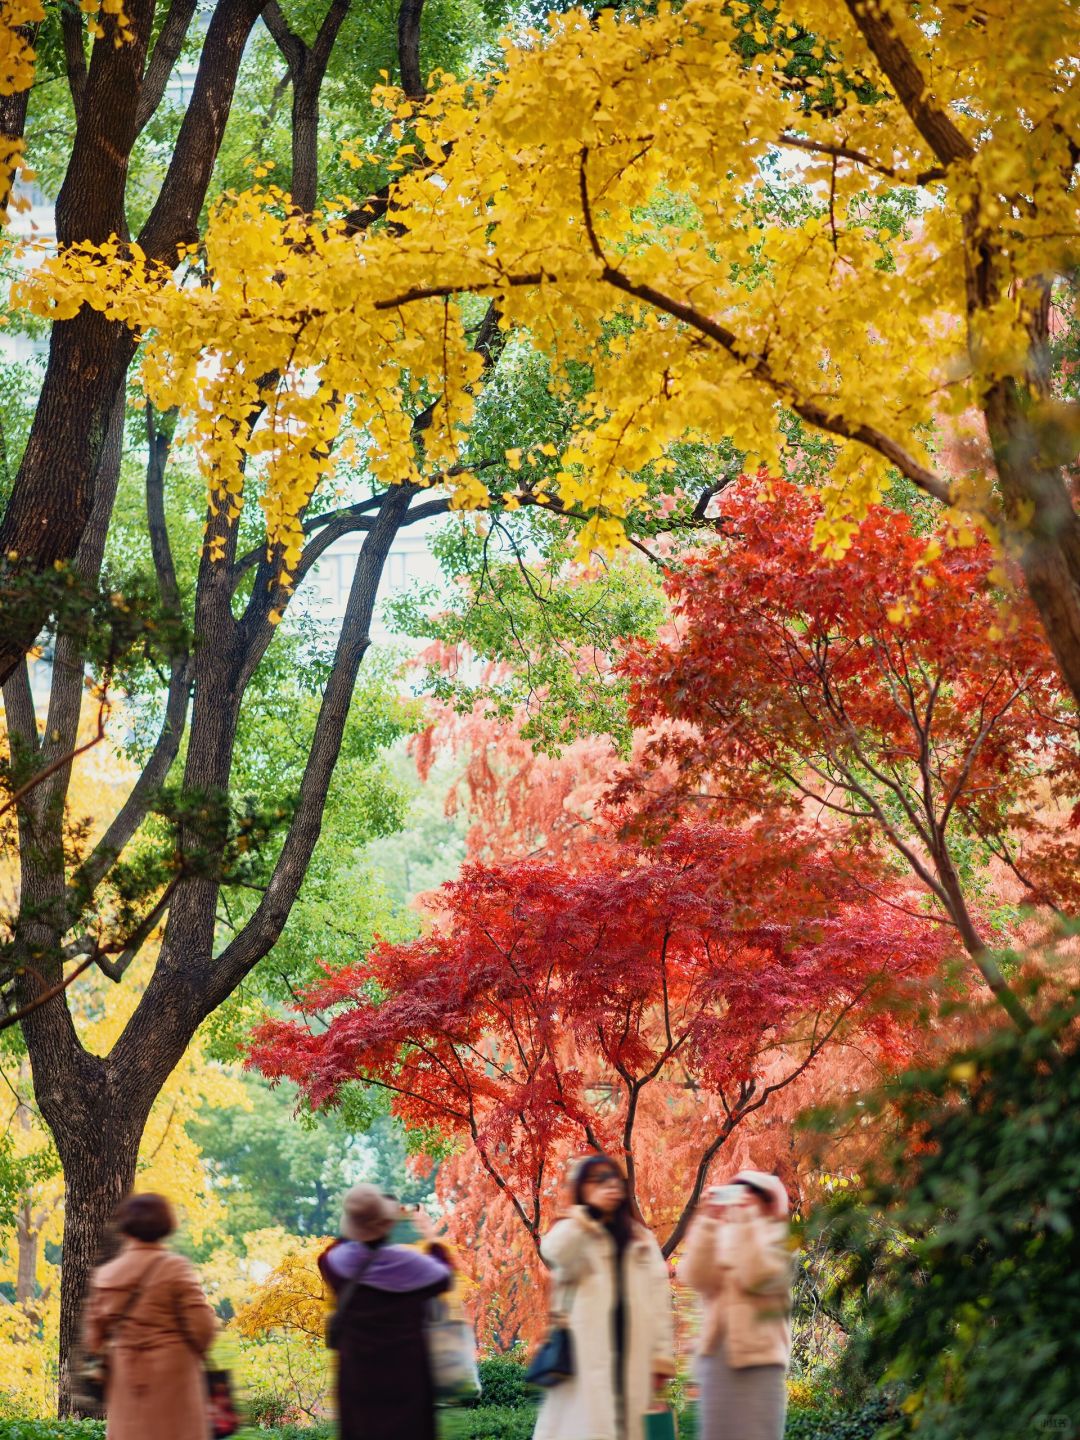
525, 1320, 574, 1388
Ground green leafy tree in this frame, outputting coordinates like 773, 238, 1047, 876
809, 987, 1080, 1440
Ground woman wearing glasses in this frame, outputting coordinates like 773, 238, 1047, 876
534, 1154, 676, 1440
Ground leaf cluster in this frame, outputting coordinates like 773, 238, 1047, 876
806, 988, 1080, 1440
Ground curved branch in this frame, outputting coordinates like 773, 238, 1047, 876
842, 0, 973, 169
778, 131, 946, 186
135, 0, 199, 134
60, 9, 87, 122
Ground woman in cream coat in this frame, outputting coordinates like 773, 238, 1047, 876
680, 1170, 794, 1440
534, 1154, 676, 1440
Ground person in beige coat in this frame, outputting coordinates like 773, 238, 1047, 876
84, 1193, 217, 1440
680, 1170, 794, 1440
534, 1154, 676, 1440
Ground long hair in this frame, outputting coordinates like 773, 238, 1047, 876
570, 1153, 644, 1251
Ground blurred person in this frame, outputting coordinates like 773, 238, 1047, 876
534, 1153, 676, 1440
680, 1170, 794, 1440
83, 1192, 217, 1440
319, 1183, 454, 1440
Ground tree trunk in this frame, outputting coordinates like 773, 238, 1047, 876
47, 1072, 145, 1416
0, 318, 136, 688
0, 0, 268, 691
290, 77, 320, 214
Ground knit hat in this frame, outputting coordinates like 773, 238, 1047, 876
731, 1169, 789, 1219
341, 1184, 399, 1243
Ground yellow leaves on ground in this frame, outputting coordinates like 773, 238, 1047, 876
15, 1, 1080, 565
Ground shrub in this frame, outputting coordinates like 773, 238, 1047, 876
808, 988, 1080, 1440
244, 1390, 305, 1429
474, 1355, 534, 1410
786, 1398, 903, 1439
440, 1406, 539, 1440
0, 1427, 336, 1440
0, 1427, 106, 1440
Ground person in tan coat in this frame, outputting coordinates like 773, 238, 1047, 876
83, 1193, 217, 1440
679, 1170, 794, 1440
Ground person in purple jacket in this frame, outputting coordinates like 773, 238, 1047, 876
318, 1185, 453, 1440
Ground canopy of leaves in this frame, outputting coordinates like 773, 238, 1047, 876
614, 475, 1078, 1013
21, 0, 1079, 571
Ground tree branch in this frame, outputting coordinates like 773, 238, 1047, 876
206, 485, 417, 1001
397, 0, 426, 100
262, 0, 306, 77
842, 0, 973, 169
134, 0, 199, 134
145, 404, 183, 616
139, 0, 270, 261
778, 131, 946, 186
60, 8, 87, 123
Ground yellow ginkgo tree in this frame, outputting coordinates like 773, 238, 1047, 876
22, 0, 1080, 694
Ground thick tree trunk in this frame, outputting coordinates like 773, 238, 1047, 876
0, 319, 136, 687
53, 1112, 143, 1416
0, 0, 267, 691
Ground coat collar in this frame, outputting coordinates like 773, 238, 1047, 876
571, 1205, 655, 1253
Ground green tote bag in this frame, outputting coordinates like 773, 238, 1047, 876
643, 1407, 678, 1440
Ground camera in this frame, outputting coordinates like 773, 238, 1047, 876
706, 1184, 745, 1206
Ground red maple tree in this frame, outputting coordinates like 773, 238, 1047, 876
248, 823, 950, 1262
615, 476, 1078, 1031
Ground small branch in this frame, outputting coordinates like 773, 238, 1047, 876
0, 952, 100, 1033
778, 132, 946, 186
94, 876, 181, 983
146, 403, 182, 616
135, 0, 199, 134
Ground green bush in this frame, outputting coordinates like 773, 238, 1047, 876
0, 1401, 901, 1440
0, 1428, 337, 1440
0, 1427, 106, 1440
473, 1355, 534, 1411
785, 1397, 901, 1440
243, 1429, 334, 1439
244, 1390, 307, 1429
440, 1405, 539, 1440
808, 988, 1080, 1440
